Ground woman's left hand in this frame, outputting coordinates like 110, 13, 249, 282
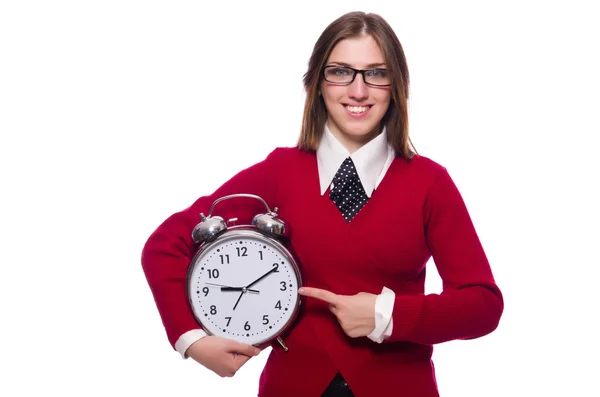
298, 287, 376, 338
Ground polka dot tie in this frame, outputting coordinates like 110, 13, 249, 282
329, 157, 369, 222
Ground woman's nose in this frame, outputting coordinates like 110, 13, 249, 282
347, 73, 369, 100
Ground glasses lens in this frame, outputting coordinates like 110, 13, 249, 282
323, 67, 354, 84
364, 69, 391, 86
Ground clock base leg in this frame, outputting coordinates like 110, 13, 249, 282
276, 337, 289, 352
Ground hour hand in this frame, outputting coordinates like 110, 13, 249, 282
221, 286, 260, 293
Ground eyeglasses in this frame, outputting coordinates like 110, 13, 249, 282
322, 65, 391, 87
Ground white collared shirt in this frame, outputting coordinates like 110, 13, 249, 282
317, 124, 396, 197
175, 126, 397, 358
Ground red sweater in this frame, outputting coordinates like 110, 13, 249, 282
141, 147, 503, 397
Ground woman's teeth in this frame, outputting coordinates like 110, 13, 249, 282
345, 105, 369, 113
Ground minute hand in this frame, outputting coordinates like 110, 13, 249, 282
245, 265, 279, 289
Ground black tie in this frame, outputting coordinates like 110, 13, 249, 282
329, 157, 369, 222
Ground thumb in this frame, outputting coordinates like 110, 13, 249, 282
227, 340, 261, 357
233, 354, 252, 366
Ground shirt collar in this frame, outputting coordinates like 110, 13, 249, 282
316, 124, 390, 198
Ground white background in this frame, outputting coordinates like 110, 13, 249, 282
1, 1, 598, 396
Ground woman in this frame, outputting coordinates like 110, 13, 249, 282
141, 11, 503, 397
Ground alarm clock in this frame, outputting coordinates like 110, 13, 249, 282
186, 193, 302, 351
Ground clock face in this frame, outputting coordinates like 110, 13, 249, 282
187, 228, 301, 345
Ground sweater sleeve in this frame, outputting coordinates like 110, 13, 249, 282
140, 148, 285, 349
386, 168, 504, 344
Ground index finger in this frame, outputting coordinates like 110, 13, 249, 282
298, 287, 339, 304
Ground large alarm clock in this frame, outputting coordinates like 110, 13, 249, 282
186, 194, 302, 351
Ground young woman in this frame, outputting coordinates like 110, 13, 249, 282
141, 11, 503, 397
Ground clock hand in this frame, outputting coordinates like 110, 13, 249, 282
221, 286, 260, 293
233, 266, 278, 311
205, 282, 235, 288
205, 283, 259, 293
245, 265, 279, 289
233, 291, 244, 311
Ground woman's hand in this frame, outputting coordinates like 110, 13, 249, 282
185, 336, 261, 377
299, 287, 377, 338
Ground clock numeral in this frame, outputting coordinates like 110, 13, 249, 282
225, 316, 232, 327
208, 269, 220, 279
244, 321, 251, 331
258, 251, 263, 260
262, 315, 269, 325
280, 281, 287, 291
219, 254, 230, 264
202, 287, 209, 296
210, 305, 217, 315
272, 263, 279, 272
275, 300, 282, 310
236, 247, 248, 257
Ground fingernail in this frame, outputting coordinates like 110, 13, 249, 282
298, 288, 304, 293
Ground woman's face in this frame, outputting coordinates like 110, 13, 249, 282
320, 34, 391, 152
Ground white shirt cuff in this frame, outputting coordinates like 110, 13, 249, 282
367, 286, 395, 343
174, 329, 208, 359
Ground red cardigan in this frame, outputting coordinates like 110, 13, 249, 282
141, 147, 503, 397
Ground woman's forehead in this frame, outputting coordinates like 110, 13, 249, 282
327, 35, 386, 68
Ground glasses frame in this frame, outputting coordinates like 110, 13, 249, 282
322, 65, 392, 87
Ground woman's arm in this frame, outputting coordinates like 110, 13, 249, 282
141, 148, 286, 349
386, 168, 504, 344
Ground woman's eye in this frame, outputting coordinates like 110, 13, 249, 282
366, 69, 387, 77
331, 67, 351, 76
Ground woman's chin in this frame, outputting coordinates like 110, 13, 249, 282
341, 126, 379, 140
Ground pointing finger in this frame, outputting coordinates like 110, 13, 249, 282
298, 287, 339, 305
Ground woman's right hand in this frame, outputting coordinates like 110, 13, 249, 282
185, 335, 261, 378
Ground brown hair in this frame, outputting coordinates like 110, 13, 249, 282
297, 11, 415, 160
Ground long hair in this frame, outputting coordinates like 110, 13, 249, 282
297, 11, 415, 160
